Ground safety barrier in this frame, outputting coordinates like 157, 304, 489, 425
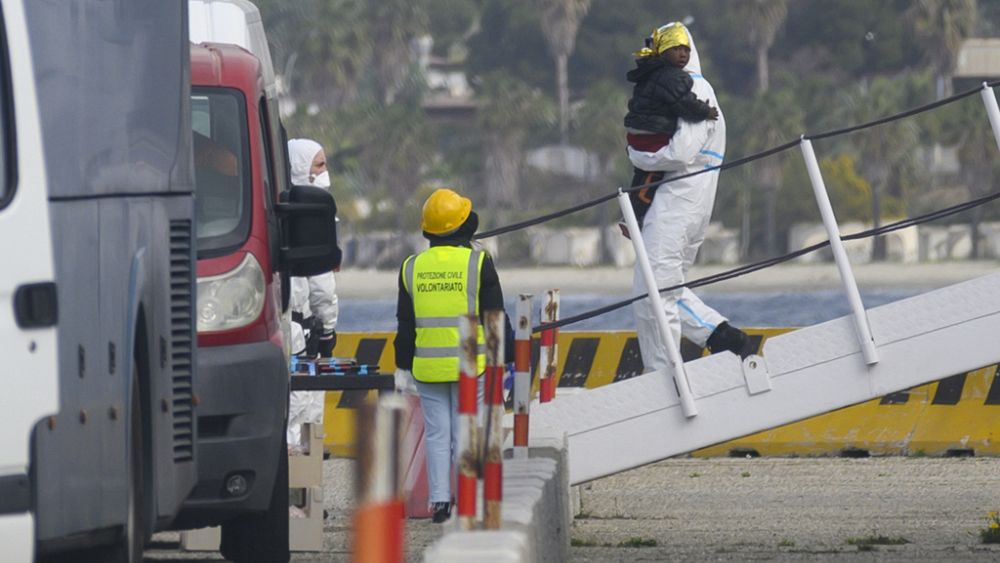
422, 433, 571, 562
328, 330, 1000, 457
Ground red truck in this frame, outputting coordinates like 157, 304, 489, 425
173, 41, 339, 563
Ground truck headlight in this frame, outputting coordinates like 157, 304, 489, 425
197, 253, 266, 333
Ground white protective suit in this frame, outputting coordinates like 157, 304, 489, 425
628, 23, 729, 372
286, 138, 339, 446
287, 137, 339, 354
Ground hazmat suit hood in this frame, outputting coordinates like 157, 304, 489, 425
288, 138, 324, 186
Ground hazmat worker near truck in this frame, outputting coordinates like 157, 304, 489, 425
623, 22, 753, 370
393, 188, 513, 523
287, 138, 340, 358
286, 138, 340, 451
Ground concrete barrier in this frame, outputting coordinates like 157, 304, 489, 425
422, 433, 571, 563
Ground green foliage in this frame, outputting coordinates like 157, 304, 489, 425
846, 534, 910, 546
258, 0, 1000, 242
981, 512, 1000, 544
618, 537, 657, 548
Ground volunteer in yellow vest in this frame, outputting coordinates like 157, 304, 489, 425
394, 188, 513, 523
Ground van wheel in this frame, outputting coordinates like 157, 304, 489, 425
219, 432, 289, 563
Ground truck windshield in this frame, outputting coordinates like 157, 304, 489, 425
192, 88, 251, 256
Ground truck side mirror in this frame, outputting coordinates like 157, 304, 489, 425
277, 185, 342, 277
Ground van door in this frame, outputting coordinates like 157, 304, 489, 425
0, 0, 58, 558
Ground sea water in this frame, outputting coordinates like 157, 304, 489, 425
336, 288, 924, 332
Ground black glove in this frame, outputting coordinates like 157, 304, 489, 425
318, 330, 337, 358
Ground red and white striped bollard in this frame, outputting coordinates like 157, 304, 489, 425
538, 289, 560, 403
456, 314, 480, 530
483, 309, 505, 529
513, 294, 533, 459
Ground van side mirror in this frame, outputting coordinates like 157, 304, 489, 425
277, 185, 342, 277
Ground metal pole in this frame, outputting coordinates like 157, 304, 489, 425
980, 83, 1000, 152
482, 310, 505, 530
617, 189, 697, 418
799, 137, 879, 365
352, 395, 407, 563
538, 289, 560, 403
513, 294, 533, 459
456, 315, 480, 530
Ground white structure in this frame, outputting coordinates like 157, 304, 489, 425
533, 270, 1000, 484
530, 84, 1000, 485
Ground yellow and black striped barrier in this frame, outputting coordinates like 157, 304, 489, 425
327, 330, 1000, 457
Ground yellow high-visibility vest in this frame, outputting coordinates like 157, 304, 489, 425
402, 246, 486, 382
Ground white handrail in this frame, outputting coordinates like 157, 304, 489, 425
799, 137, 879, 365
617, 189, 697, 418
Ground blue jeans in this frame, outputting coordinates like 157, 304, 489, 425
414, 377, 484, 504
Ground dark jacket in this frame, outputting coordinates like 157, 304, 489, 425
624, 57, 713, 135
394, 217, 514, 371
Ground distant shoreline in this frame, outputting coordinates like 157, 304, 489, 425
335, 261, 1000, 298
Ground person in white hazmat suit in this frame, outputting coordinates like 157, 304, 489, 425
286, 138, 340, 449
625, 22, 751, 372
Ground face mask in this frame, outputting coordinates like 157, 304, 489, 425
311, 170, 331, 188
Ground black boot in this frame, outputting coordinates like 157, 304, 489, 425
707, 322, 753, 359
431, 502, 451, 523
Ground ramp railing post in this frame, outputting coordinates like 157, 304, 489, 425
456, 315, 480, 530
352, 395, 407, 563
617, 189, 697, 418
799, 137, 879, 365
538, 289, 560, 403
483, 310, 505, 530
980, 82, 1000, 152
513, 294, 533, 459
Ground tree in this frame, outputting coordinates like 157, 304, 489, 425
907, 0, 977, 98
476, 71, 555, 217
255, 0, 371, 108
833, 76, 921, 260
536, 0, 591, 143
366, 0, 430, 104
733, 88, 804, 257
951, 98, 1000, 258
742, 0, 789, 94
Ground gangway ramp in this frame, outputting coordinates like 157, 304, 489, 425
532, 270, 1000, 485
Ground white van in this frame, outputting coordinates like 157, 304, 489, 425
0, 0, 57, 560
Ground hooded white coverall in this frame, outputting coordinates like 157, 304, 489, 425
627, 23, 729, 372
286, 138, 339, 355
286, 138, 339, 447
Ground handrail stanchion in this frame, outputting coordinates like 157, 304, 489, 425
538, 289, 560, 403
456, 315, 480, 530
352, 395, 407, 563
513, 294, 533, 459
617, 189, 697, 418
483, 310, 505, 530
980, 82, 1000, 152
799, 137, 879, 365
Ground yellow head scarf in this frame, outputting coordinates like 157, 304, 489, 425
634, 23, 689, 58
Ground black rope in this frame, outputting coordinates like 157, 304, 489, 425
476, 81, 1000, 241
809, 80, 1000, 141
532, 189, 1000, 333
474, 138, 801, 240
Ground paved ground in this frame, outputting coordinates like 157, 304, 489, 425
569, 457, 1000, 562
148, 455, 1000, 562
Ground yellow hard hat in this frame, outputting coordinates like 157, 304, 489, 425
422, 188, 472, 235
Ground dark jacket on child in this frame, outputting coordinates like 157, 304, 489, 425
624, 56, 713, 136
